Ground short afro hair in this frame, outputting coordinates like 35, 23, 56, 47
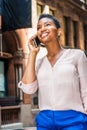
38, 14, 61, 29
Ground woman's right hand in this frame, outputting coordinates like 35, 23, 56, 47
28, 35, 40, 55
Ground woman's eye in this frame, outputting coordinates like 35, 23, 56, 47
45, 23, 50, 26
37, 23, 51, 30
37, 27, 41, 30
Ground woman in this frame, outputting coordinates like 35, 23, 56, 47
18, 14, 87, 130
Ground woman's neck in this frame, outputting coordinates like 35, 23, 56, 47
47, 45, 63, 57
46, 46, 64, 67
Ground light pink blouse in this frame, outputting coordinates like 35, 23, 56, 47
18, 49, 87, 114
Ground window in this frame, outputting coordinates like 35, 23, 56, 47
72, 21, 78, 48
0, 61, 6, 97
63, 16, 69, 46
14, 64, 23, 100
37, 4, 43, 18
83, 25, 87, 49
49, 9, 54, 15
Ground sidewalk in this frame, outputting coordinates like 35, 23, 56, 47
1, 127, 36, 130
18, 127, 36, 130
1, 123, 36, 130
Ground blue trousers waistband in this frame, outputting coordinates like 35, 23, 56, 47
36, 110, 87, 130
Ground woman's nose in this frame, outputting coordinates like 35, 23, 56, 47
40, 25, 46, 31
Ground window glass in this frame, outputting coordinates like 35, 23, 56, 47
63, 16, 68, 46
37, 4, 42, 18
72, 21, 79, 48
0, 61, 5, 97
49, 9, 54, 15
72, 21, 77, 48
83, 25, 87, 49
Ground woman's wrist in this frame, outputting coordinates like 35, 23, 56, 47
29, 51, 37, 57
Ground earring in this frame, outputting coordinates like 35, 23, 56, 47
58, 33, 60, 37
58, 30, 61, 37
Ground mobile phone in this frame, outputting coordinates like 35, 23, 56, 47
33, 36, 41, 47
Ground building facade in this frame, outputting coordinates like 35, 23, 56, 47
0, 0, 87, 128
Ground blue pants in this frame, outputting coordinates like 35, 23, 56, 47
35, 110, 87, 130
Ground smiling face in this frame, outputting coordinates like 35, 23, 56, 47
37, 18, 60, 46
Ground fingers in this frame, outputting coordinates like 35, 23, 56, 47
28, 37, 35, 49
28, 35, 40, 54
28, 33, 39, 48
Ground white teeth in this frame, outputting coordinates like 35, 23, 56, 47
41, 33, 48, 38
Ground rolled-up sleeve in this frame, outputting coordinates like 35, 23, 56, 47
18, 80, 38, 94
78, 51, 87, 113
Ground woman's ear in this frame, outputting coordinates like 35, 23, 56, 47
57, 28, 62, 37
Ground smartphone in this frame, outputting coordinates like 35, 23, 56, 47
33, 36, 41, 47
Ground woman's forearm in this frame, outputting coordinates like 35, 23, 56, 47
22, 52, 37, 84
